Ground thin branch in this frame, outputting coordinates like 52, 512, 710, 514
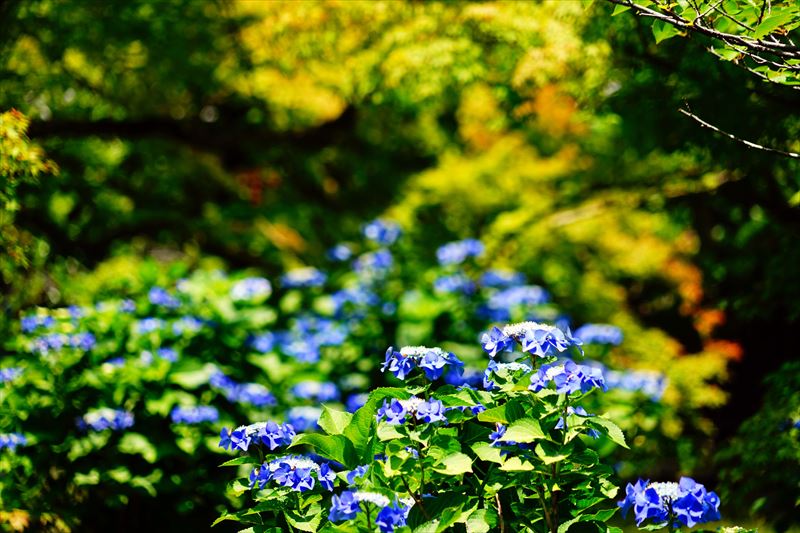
679, 104, 800, 158
495, 493, 506, 533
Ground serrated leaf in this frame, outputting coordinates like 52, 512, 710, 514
118, 433, 157, 463
477, 400, 525, 424
753, 10, 798, 39
503, 418, 546, 443
588, 417, 628, 448
432, 452, 473, 475
220, 455, 261, 467
290, 433, 358, 468
652, 19, 682, 44
471, 442, 505, 464
318, 405, 352, 436
535, 441, 570, 464
465, 508, 498, 533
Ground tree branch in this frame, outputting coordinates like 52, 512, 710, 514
678, 103, 800, 159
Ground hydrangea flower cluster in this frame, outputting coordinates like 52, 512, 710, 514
273, 316, 349, 363
436, 239, 484, 265
291, 381, 339, 402
345, 393, 370, 413
20, 314, 55, 333
376, 397, 447, 425
618, 477, 721, 528
230, 277, 272, 301
31, 332, 96, 354
479, 285, 550, 321
250, 331, 275, 353
327, 243, 353, 262
382, 346, 464, 381
362, 219, 401, 245
479, 269, 526, 288
148, 287, 181, 309
0, 433, 27, 452
0, 367, 23, 383
172, 316, 204, 335
603, 367, 667, 401
329, 490, 411, 533
482, 360, 533, 390
287, 406, 323, 431
573, 324, 623, 346
353, 249, 393, 277
330, 286, 380, 315
140, 347, 179, 364
78, 409, 134, 432
529, 360, 607, 395
210, 370, 277, 407
219, 421, 296, 452
135, 317, 165, 334
249, 455, 335, 493
481, 322, 582, 358
433, 273, 476, 295
281, 267, 327, 288
170, 405, 219, 425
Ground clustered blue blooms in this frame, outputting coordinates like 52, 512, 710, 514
353, 249, 393, 277
272, 315, 349, 363
602, 367, 667, 401
376, 397, 447, 425
30, 332, 96, 354
0, 433, 27, 452
436, 238, 484, 265
20, 314, 55, 333
330, 286, 380, 316
219, 421, 296, 452
172, 315, 204, 335
345, 393, 369, 413
148, 287, 181, 309
433, 273, 476, 295
382, 346, 464, 381
618, 477, 721, 528
135, 317, 165, 334
230, 277, 272, 301
478, 285, 550, 321
281, 267, 327, 288
170, 405, 219, 425
140, 347, 179, 364
362, 219, 401, 246
573, 323, 624, 346
0, 367, 23, 383
481, 321, 582, 358
210, 370, 277, 407
529, 360, 607, 395
78, 409, 134, 432
291, 381, 339, 402
479, 269, 526, 288
249, 455, 335, 493
287, 406, 323, 431
329, 490, 411, 533
327, 243, 353, 262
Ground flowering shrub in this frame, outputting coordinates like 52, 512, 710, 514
217, 321, 630, 532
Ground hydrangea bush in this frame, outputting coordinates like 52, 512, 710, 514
216, 321, 633, 532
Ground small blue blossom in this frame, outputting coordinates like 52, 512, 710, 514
480, 270, 526, 288
436, 239, 484, 265
148, 287, 181, 309
415, 398, 447, 423
291, 381, 339, 402
281, 267, 327, 288
172, 316, 204, 335
382, 346, 463, 381
0, 433, 27, 452
376, 399, 407, 425
618, 478, 721, 528
329, 490, 362, 522
231, 277, 272, 301
20, 315, 55, 333
346, 464, 369, 486
529, 361, 607, 395
135, 317, 165, 334
480, 327, 514, 357
375, 502, 410, 533
210, 370, 277, 407
363, 219, 401, 245
287, 406, 322, 432
574, 324, 623, 346
157, 347, 178, 362
78, 409, 134, 432
345, 393, 369, 413
251, 332, 275, 353
119, 299, 136, 313
433, 273, 476, 295
170, 405, 219, 424
353, 249, 393, 277
319, 462, 336, 491
0, 367, 23, 384
327, 243, 353, 262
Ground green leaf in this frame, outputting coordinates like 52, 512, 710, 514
477, 399, 525, 424
503, 417, 546, 443
284, 504, 324, 532
611, 4, 631, 16
588, 417, 628, 448
753, 10, 799, 39
535, 441, 570, 464
499, 456, 535, 471
290, 433, 358, 468
471, 442, 505, 464
170, 363, 216, 389
465, 508, 498, 533
220, 455, 261, 467
652, 19, 682, 44
318, 405, 353, 435
118, 433, 158, 463
432, 452, 473, 475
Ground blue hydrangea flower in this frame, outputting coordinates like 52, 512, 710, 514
263, 456, 323, 492
251, 332, 275, 353
353, 249, 393, 277
20, 315, 55, 333
363, 219, 401, 245
327, 243, 353, 262
444, 366, 483, 388
210, 370, 277, 407
345, 393, 369, 413
377, 397, 446, 425
483, 360, 532, 390
220, 422, 295, 452
480, 270, 526, 288
376, 399, 407, 425
135, 317, 165, 334
382, 346, 463, 381
281, 267, 327, 288
78, 409, 134, 432
170, 405, 219, 424
330, 286, 379, 315
433, 274, 476, 295
172, 316, 204, 335
529, 361, 607, 395
318, 462, 336, 491
480, 327, 514, 357
436, 239, 484, 265
256, 421, 296, 450
119, 299, 136, 313
602, 366, 667, 401
618, 478, 721, 528
416, 398, 447, 423
0, 367, 23, 384
0, 433, 27, 452
231, 277, 272, 301
157, 347, 178, 362
148, 287, 181, 309
381, 348, 415, 380
291, 381, 339, 402
573, 323, 623, 346
329, 490, 362, 522
287, 406, 322, 432
375, 502, 410, 533
346, 464, 369, 486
